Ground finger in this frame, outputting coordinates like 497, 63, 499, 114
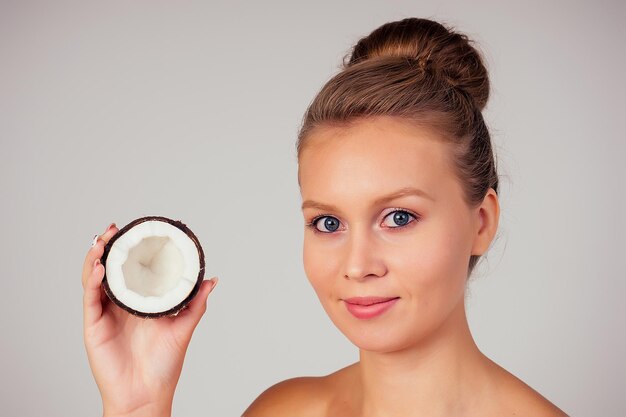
82, 223, 118, 289
83, 223, 118, 286
83, 257, 107, 327
174, 277, 218, 334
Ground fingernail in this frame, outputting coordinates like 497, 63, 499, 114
210, 277, 219, 289
106, 223, 116, 231
91, 234, 98, 247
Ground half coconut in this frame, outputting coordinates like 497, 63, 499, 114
102, 216, 205, 318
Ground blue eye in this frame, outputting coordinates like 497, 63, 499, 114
310, 216, 341, 233
382, 210, 416, 228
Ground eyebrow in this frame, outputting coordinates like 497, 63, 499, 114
301, 186, 435, 211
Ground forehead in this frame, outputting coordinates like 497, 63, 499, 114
298, 117, 458, 205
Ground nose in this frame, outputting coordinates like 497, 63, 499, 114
342, 228, 387, 281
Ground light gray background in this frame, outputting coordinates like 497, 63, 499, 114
1, 1, 624, 416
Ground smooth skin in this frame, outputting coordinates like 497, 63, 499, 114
82, 116, 567, 416
243, 116, 568, 417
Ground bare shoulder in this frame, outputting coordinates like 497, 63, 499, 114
241, 364, 357, 417
241, 376, 325, 417
486, 359, 569, 416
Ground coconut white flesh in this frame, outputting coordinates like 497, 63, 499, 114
105, 220, 200, 314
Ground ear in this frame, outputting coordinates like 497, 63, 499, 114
470, 188, 500, 256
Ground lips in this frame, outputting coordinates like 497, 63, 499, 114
342, 296, 400, 319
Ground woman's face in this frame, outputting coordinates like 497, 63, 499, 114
298, 116, 489, 353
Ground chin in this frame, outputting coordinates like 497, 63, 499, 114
331, 315, 422, 354
352, 331, 424, 354
325, 303, 454, 355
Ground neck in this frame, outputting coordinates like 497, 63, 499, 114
355, 298, 492, 417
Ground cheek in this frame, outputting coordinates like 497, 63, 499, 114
388, 219, 470, 304
303, 235, 340, 296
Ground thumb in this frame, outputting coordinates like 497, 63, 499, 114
174, 277, 218, 334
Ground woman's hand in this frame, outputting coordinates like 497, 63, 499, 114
82, 223, 218, 417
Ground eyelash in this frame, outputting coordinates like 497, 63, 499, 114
305, 209, 420, 234
305, 216, 329, 233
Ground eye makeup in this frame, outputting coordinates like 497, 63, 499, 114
305, 208, 420, 234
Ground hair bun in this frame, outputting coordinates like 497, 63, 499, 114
345, 17, 489, 111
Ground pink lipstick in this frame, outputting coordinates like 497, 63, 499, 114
343, 296, 399, 320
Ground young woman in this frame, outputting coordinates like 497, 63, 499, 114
82, 17, 568, 417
